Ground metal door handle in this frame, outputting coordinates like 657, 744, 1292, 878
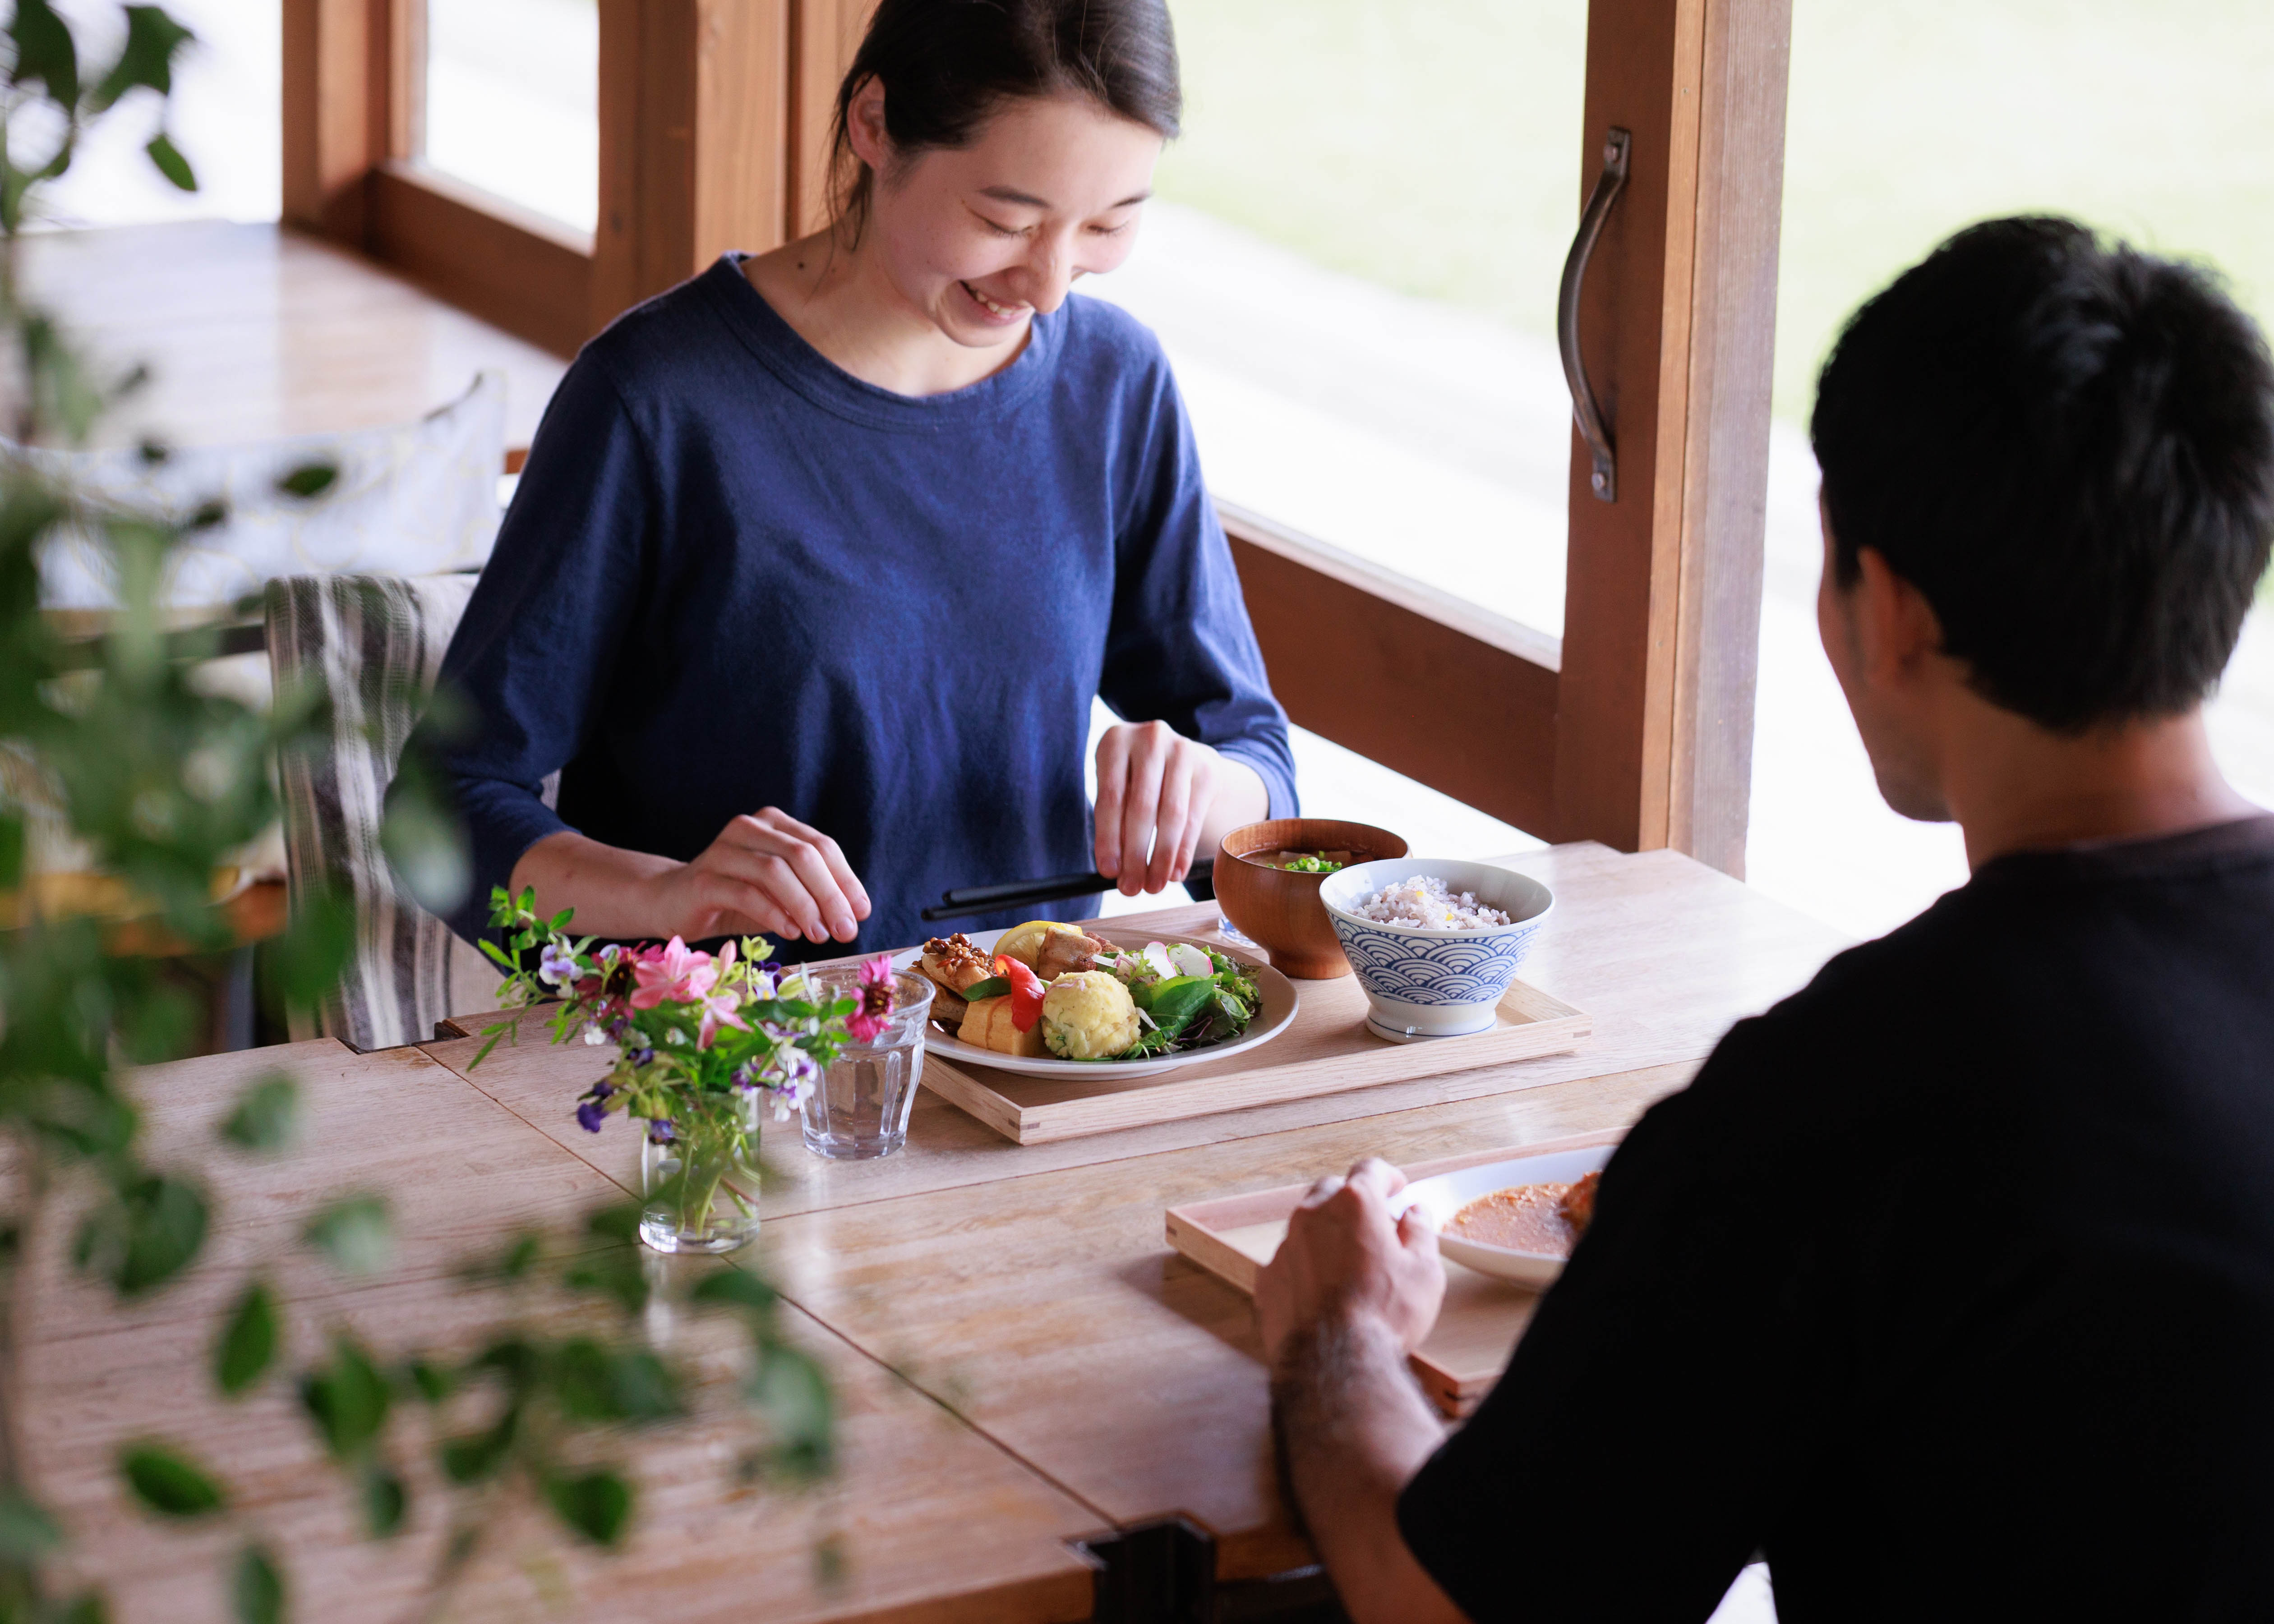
1558, 127, 1631, 503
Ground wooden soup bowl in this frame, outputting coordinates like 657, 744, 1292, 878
1214, 819, 1410, 979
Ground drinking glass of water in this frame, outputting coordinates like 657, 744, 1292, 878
797, 966, 934, 1160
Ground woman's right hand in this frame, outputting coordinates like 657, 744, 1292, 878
656, 809, 872, 946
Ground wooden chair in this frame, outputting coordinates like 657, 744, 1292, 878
266, 572, 484, 1051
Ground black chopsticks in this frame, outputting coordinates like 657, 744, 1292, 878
919, 857, 1217, 922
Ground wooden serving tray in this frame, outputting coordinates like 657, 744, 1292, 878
1163, 1130, 1622, 1416
922, 974, 1590, 1145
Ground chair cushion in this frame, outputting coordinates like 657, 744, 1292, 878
268, 573, 480, 1052
25, 372, 505, 610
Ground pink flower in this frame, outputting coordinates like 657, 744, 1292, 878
696, 992, 750, 1050
846, 953, 897, 1043
630, 937, 717, 1009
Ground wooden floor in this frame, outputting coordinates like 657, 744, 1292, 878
15, 219, 568, 455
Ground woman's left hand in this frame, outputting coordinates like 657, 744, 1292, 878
1093, 720, 1269, 896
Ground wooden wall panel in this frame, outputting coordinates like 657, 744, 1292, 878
788, 0, 876, 236
595, 0, 794, 327
1223, 509, 1559, 836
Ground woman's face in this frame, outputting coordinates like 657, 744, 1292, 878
849, 85, 1164, 350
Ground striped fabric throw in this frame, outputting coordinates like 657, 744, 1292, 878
267, 573, 480, 1052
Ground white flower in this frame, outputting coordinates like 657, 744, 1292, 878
581, 1023, 605, 1046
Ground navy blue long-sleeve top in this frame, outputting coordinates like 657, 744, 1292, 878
419, 255, 1296, 959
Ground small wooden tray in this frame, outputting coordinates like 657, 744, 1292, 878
1163, 1130, 1621, 1416
922, 975, 1590, 1145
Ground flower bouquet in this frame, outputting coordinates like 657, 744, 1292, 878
472, 887, 897, 1253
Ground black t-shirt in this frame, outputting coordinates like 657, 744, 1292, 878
1398, 817, 2274, 1622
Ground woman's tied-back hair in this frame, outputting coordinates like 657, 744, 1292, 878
1812, 216, 2274, 733
828, 0, 1181, 239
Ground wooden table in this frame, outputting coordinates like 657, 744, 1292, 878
48, 844, 1846, 1620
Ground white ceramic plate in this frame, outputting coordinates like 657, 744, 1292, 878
894, 925, 1299, 1080
1392, 1144, 1615, 1288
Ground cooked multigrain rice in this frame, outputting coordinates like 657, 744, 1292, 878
1351, 875, 1511, 930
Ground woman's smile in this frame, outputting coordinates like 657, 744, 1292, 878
957, 279, 1032, 327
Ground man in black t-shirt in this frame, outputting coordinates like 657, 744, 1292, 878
1256, 217, 2274, 1623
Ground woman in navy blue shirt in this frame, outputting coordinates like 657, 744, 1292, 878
424, 0, 1296, 959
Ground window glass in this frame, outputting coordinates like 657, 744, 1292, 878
1749, 0, 2274, 938
1089, 0, 1588, 640
421, 0, 599, 233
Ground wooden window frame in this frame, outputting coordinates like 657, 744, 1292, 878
282, 0, 1788, 874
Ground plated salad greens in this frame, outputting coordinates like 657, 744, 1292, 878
914, 924, 1262, 1064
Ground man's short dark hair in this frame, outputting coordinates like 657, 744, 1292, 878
1811, 216, 2274, 732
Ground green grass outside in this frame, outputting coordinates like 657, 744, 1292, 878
1155, 0, 2274, 423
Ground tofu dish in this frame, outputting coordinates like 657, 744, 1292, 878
915, 923, 1262, 1064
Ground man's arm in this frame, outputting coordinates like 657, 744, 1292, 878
1256, 1160, 1471, 1624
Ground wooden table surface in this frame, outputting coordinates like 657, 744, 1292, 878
15, 221, 567, 455
54, 844, 1848, 1618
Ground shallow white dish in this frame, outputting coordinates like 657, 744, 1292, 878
1392, 1143, 1614, 1288
891, 925, 1300, 1081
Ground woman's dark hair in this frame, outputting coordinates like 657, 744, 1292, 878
829, 0, 1181, 233
1812, 216, 2274, 733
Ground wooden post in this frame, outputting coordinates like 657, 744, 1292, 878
595, 0, 795, 329
281, 0, 388, 242
787, 0, 876, 236
1553, 0, 1788, 873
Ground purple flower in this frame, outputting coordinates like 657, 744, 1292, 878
539, 942, 580, 988
623, 1044, 655, 1067
574, 1081, 613, 1134
646, 1118, 676, 1145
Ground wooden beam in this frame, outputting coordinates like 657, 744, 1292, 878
595, 0, 794, 328
281, 0, 383, 241
1222, 506, 1559, 837
368, 163, 595, 359
1666, 0, 1791, 876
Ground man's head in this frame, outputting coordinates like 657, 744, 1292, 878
1811, 217, 2274, 820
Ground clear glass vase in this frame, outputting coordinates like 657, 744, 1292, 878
638, 1090, 762, 1254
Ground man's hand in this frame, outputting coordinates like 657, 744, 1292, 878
1257, 1158, 1446, 1368
656, 808, 872, 945
1093, 720, 1266, 896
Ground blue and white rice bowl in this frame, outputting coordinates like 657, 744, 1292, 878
1319, 859, 1554, 1041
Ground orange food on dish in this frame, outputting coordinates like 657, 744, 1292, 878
1446, 1171, 1601, 1257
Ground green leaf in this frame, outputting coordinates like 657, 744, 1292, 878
0, 1490, 63, 1561
9, 0, 80, 107
400, 1358, 453, 1404
437, 1411, 518, 1485
119, 1442, 225, 1518
303, 1195, 392, 1275
0, 811, 23, 890
219, 1072, 299, 1152
78, 1174, 209, 1297
142, 131, 194, 191
748, 1344, 835, 1481
91, 4, 196, 110
689, 1268, 776, 1316
360, 1463, 406, 1538
274, 460, 337, 500
543, 1468, 632, 1547
550, 1339, 682, 1424
231, 1543, 284, 1624
262, 887, 355, 1018
299, 1337, 391, 1461
56, 1592, 109, 1624
214, 1281, 277, 1396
